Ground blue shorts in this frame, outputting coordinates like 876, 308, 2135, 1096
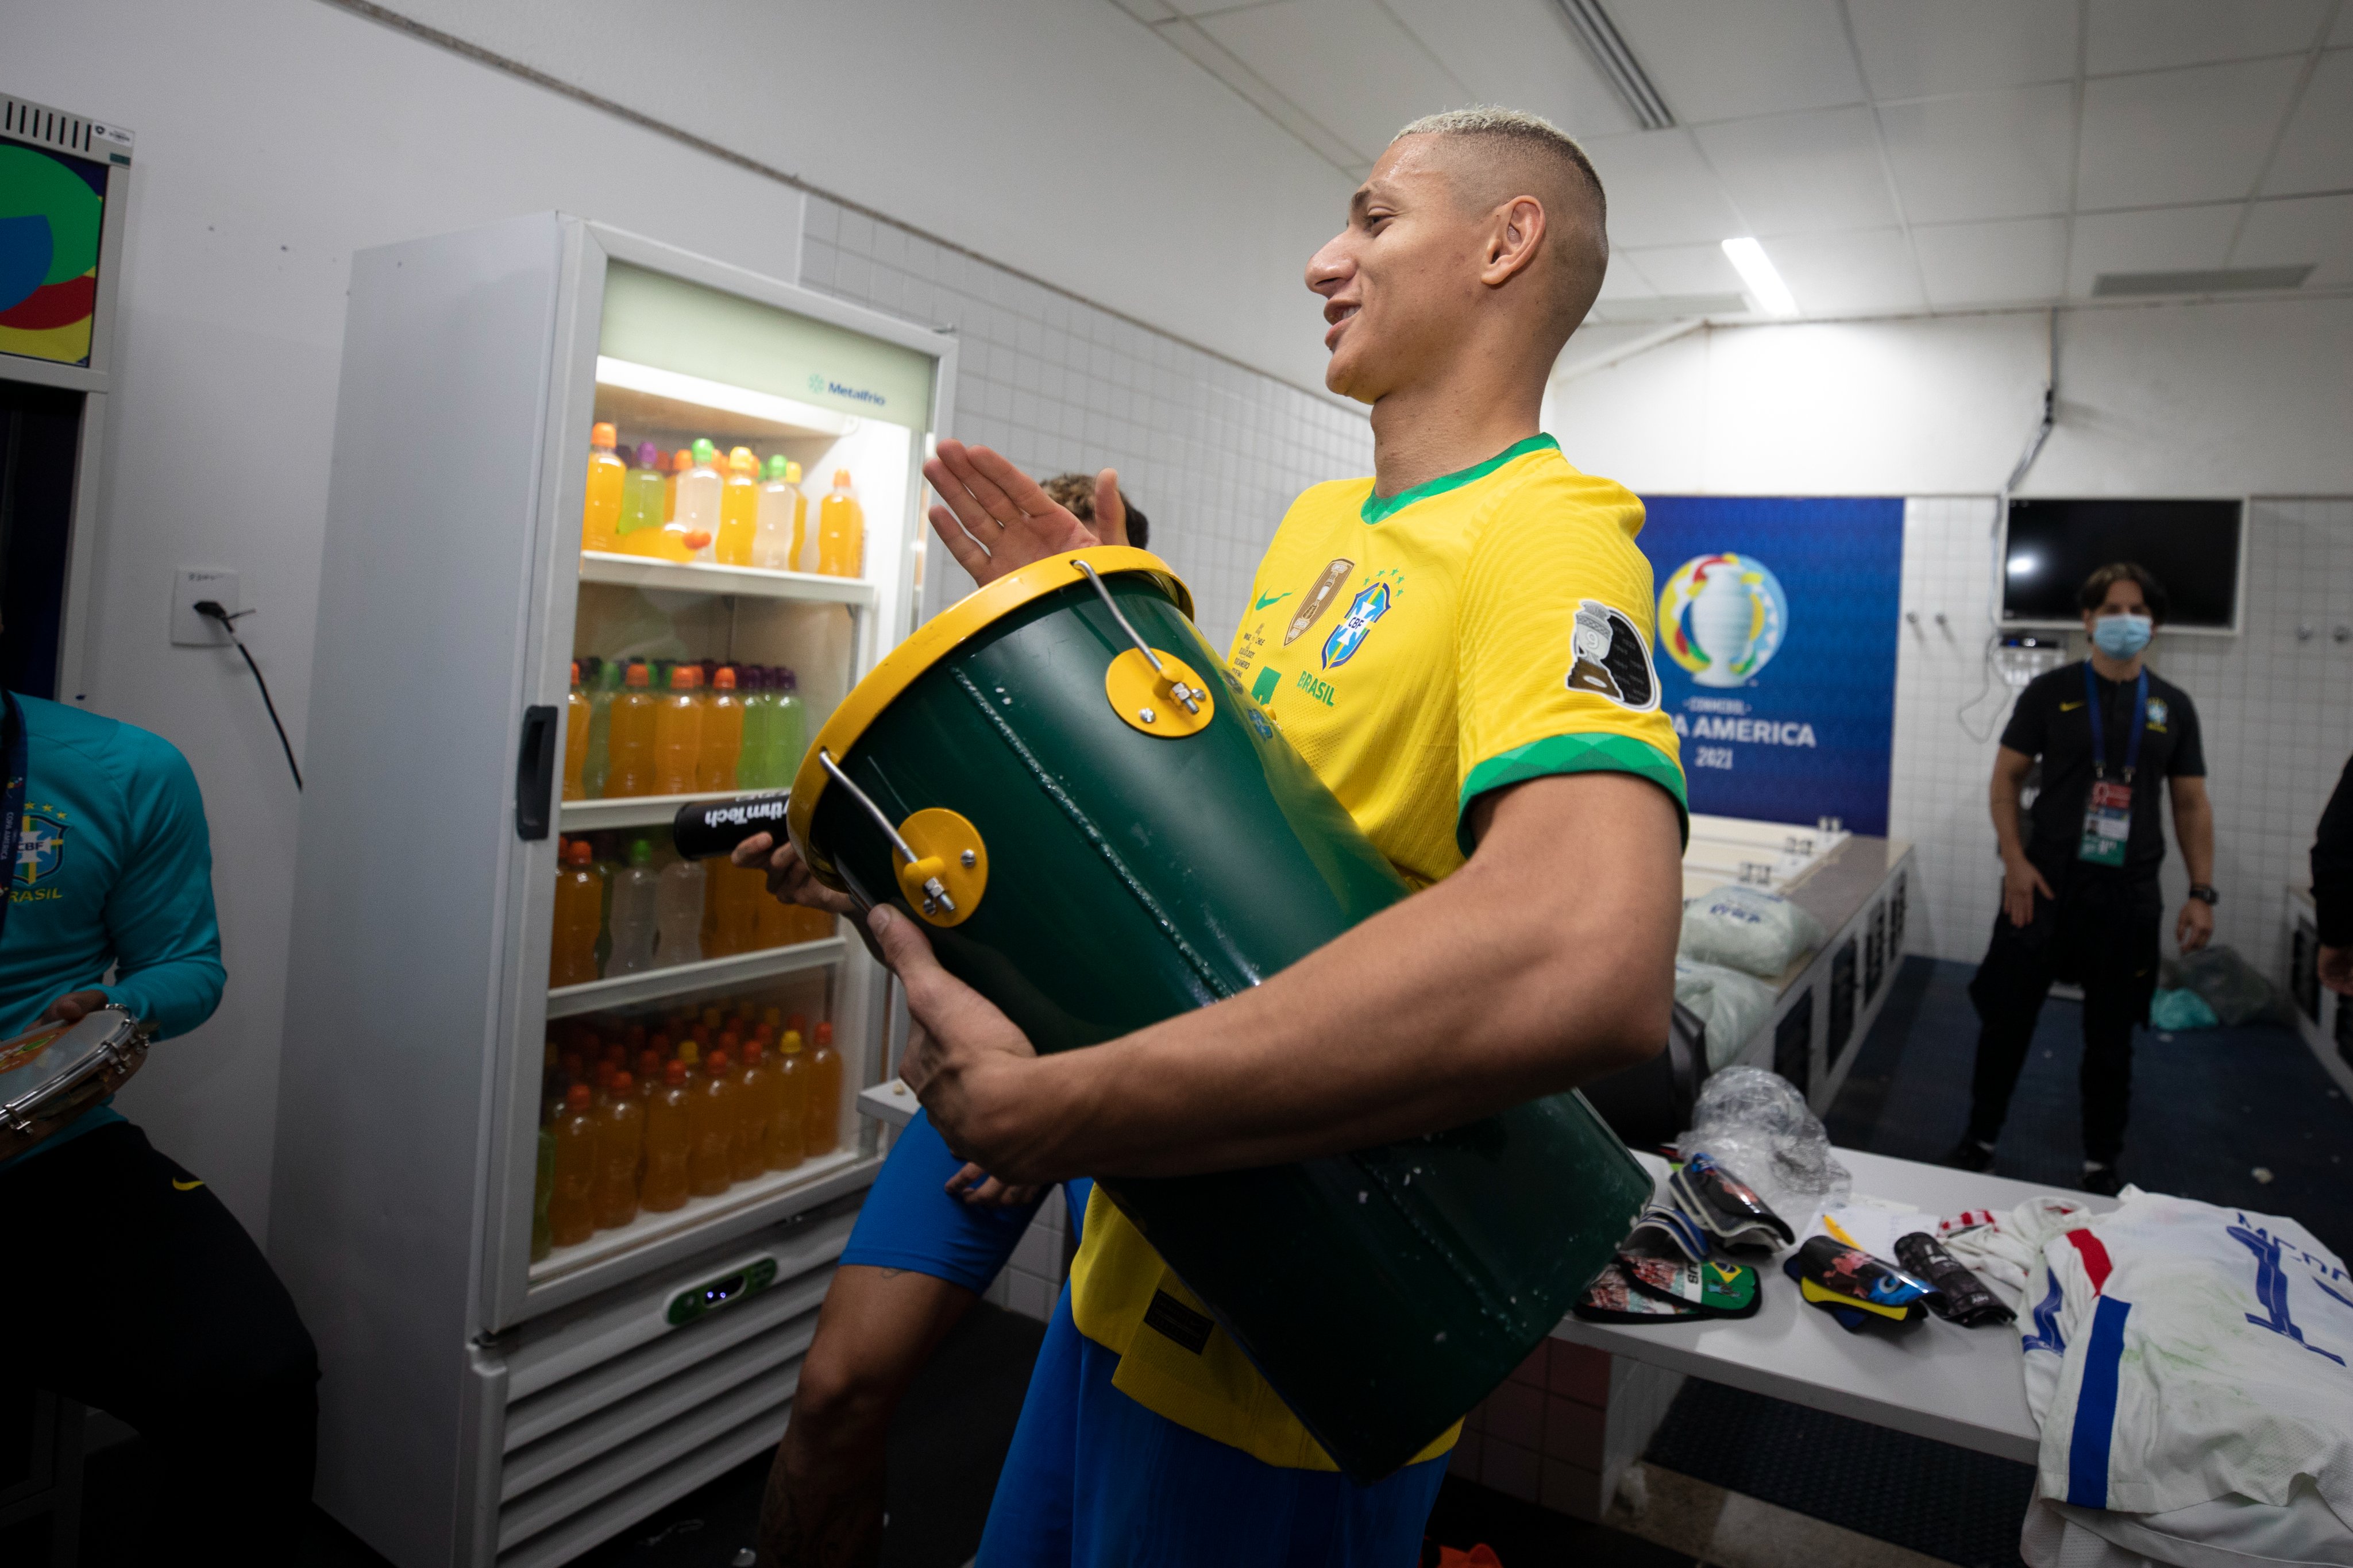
979, 1287, 1448, 1567
839, 1109, 1091, 1295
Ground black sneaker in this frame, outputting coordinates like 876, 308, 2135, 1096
1941, 1136, 1996, 1173
2081, 1163, 2125, 1198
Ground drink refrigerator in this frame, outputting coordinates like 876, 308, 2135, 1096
271, 214, 954, 1567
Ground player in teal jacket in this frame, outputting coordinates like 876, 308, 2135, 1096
0, 694, 318, 1562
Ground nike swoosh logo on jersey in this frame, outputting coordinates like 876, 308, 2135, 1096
1253, 592, 1291, 611
2059, 701, 2085, 710
171, 1178, 205, 1191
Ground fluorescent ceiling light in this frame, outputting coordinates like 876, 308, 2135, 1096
2007, 553, 2038, 577
1721, 238, 1797, 318
594, 356, 849, 435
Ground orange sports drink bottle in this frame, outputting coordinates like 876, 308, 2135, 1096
593, 1071, 645, 1230
769, 1029, 808, 1169
717, 447, 759, 566
731, 1037, 771, 1181
804, 1022, 842, 1157
547, 1085, 598, 1247
562, 661, 591, 801
653, 665, 703, 797
639, 1060, 692, 1212
816, 469, 863, 577
549, 840, 603, 987
701, 666, 744, 791
688, 1049, 738, 1197
581, 422, 625, 553
605, 661, 657, 797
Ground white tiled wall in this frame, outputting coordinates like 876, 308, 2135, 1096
798, 194, 1374, 659
1889, 496, 2353, 978
800, 195, 1373, 1317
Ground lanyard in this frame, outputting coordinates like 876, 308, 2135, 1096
2083, 663, 2147, 784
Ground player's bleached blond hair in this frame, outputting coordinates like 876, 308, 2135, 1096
1394, 106, 1607, 233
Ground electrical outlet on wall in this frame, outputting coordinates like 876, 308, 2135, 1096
172, 567, 240, 646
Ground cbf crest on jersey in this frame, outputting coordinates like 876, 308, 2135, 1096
1321, 578, 1395, 670
1565, 599, 1659, 712
14, 812, 65, 887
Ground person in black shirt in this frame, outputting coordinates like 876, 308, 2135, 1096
1946, 562, 2216, 1196
2316, 755, 2353, 995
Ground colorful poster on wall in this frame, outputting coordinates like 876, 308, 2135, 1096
1637, 497, 1903, 835
0, 140, 108, 368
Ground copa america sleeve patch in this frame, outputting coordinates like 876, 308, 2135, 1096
1566, 598, 1660, 712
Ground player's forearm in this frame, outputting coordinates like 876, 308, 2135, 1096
1028, 774, 1683, 1178
1989, 775, 2028, 864
102, 949, 226, 1039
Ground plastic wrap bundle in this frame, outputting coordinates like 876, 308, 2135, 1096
1673, 959, 1777, 1069
2160, 945, 2293, 1028
1679, 886, 1827, 979
1674, 1065, 1850, 1221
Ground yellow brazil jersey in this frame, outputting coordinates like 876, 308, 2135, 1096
1069, 432, 1686, 1471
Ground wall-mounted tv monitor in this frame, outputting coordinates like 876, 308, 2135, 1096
2000, 498, 2244, 633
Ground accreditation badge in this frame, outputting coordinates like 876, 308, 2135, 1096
2078, 779, 2132, 866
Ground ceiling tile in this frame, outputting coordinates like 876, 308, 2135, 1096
1606, 0, 1866, 122
1195, 0, 1468, 162
1694, 107, 1899, 235
1108, 0, 1180, 22
2263, 48, 2353, 194
1596, 250, 1661, 299
2076, 57, 2302, 208
2066, 204, 2239, 294
1152, 18, 1364, 171
1621, 242, 1747, 297
1847, 0, 2078, 99
1580, 130, 1747, 248
2336, 9, 2353, 46
1911, 217, 2067, 306
1879, 83, 2074, 222
2085, 0, 2328, 75
1381, 0, 1638, 138
1764, 229, 1926, 314
2233, 193, 2353, 287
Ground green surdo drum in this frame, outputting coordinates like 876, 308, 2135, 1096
788, 546, 1651, 1480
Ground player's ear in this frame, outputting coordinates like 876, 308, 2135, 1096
1483, 197, 1545, 288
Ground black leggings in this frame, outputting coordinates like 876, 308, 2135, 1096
1965, 871, 2161, 1165
3, 1121, 319, 1561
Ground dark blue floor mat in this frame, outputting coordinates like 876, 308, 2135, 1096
1828, 956, 2353, 1260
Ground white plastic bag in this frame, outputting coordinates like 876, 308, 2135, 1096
1674, 1065, 1850, 1221
1680, 886, 1827, 979
1673, 959, 1776, 1069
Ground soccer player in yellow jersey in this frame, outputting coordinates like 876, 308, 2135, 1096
749, 107, 1683, 1563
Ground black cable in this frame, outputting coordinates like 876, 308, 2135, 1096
195, 601, 303, 791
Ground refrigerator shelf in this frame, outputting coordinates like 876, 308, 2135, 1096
578, 551, 875, 606
545, 936, 847, 1019
526, 1146, 867, 1287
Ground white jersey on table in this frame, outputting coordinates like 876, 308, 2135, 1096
2019, 1190, 2353, 1520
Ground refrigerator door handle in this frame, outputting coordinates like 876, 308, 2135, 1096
516, 704, 558, 840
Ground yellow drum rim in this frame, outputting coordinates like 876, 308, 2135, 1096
787, 546, 1195, 879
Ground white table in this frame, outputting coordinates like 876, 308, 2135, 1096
1553, 1146, 2112, 1466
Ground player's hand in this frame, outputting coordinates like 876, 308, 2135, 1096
922, 441, 1118, 586
867, 906, 1053, 1180
732, 832, 859, 917
2321, 944, 2353, 996
39, 989, 110, 1026
2175, 898, 2215, 954
945, 1161, 1043, 1208
2001, 856, 2052, 928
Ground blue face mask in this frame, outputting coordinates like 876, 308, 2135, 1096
2093, 613, 2153, 658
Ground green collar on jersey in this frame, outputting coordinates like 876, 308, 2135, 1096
1359, 432, 1558, 526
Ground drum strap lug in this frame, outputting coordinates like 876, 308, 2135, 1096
1075, 559, 1201, 715
816, 750, 957, 916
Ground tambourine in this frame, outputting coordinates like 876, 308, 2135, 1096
0, 1006, 151, 1160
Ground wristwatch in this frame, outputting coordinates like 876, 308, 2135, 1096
2188, 884, 2219, 906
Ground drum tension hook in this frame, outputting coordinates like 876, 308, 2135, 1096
817, 750, 956, 916
1075, 559, 1200, 716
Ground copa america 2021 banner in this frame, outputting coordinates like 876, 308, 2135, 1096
1635, 497, 1903, 835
